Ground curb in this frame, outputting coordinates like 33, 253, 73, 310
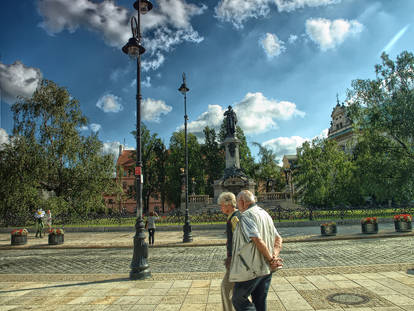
1, 231, 413, 250
0, 217, 398, 233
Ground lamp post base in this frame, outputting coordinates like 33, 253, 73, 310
130, 225, 151, 280
183, 223, 193, 243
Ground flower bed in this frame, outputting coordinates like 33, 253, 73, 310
361, 217, 378, 234
11, 229, 28, 245
393, 214, 412, 232
320, 222, 337, 236
48, 228, 64, 245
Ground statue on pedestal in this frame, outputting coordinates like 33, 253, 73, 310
224, 106, 237, 138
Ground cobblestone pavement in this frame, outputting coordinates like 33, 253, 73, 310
0, 236, 413, 274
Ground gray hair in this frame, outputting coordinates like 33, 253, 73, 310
217, 192, 236, 207
237, 190, 255, 204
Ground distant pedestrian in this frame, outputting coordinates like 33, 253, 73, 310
230, 190, 283, 311
147, 211, 159, 245
34, 208, 45, 238
46, 210, 52, 231
218, 192, 241, 311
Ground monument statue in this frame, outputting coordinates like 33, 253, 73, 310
224, 106, 237, 138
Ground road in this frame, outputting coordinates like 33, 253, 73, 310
0, 236, 413, 274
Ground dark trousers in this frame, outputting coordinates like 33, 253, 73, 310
232, 274, 272, 311
148, 229, 155, 245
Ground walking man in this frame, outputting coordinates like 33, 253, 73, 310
230, 190, 283, 311
218, 192, 241, 311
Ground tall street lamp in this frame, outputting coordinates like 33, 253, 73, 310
178, 73, 193, 243
122, 0, 153, 280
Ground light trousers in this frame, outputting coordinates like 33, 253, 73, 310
221, 268, 235, 311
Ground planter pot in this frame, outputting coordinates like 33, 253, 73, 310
394, 221, 412, 232
11, 235, 27, 245
321, 224, 337, 236
48, 234, 64, 245
361, 223, 378, 234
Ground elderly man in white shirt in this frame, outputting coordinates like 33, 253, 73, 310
229, 190, 283, 311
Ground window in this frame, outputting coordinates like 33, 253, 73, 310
122, 182, 127, 189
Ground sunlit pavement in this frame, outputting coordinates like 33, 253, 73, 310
0, 226, 413, 311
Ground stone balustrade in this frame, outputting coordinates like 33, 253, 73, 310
257, 192, 290, 202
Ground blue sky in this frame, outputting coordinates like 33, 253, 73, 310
0, 0, 413, 163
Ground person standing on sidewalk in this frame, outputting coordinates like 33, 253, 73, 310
147, 211, 159, 245
230, 190, 283, 311
218, 192, 241, 311
34, 208, 45, 238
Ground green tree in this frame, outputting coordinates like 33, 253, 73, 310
165, 130, 203, 209
200, 126, 225, 197
347, 51, 414, 204
130, 124, 167, 214
0, 79, 117, 225
252, 142, 284, 191
295, 138, 360, 219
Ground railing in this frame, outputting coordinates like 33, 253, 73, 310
257, 192, 291, 202
188, 195, 211, 204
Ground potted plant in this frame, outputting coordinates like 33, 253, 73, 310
393, 214, 412, 232
361, 217, 378, 234
48, 228, 64, 245
320, 222, 337, 236
11, 229, 28, 245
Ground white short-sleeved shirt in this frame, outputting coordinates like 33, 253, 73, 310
240, 204, 280, 241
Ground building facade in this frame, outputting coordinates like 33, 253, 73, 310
327, 99, 354, 152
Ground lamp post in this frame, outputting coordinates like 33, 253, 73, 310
178, 73, 193, 243
122, 0, 153, 280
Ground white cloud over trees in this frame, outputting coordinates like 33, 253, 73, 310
0, 61, 42, 105
184, 92, 305, 138
0, 128, 9, 150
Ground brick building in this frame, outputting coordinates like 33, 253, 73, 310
104, 145, 175, 215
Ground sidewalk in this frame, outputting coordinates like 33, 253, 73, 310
1, 227, 413, 250
1, 229, 414, 310
0, 267, 414, 311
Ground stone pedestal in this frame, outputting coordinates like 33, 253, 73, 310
223, 137, 240, 169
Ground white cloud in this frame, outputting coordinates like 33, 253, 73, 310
181, 104, 225, 139
263, 136, 308, 158
142, 76, 151, 88
0, 128, 9, 150
37, 0, 206, 71
235, 92, 305, 134
275, 0, 340, 12
262, 128, 329, 162
102, 141, 121, 158
214, 0, 340, 28
288, 34, 298, 44
305, 18, 363, 51
142, 98, 172, 122
79, 125, 89, 131
214, 0, 271, 29
0, 61, 42, 105
96, 94, 123, 113
260, 33, 286, 58
90, 123, 101, 132
184, 93, 305, 138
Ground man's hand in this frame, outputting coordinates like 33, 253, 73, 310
270, 256, 283, 271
